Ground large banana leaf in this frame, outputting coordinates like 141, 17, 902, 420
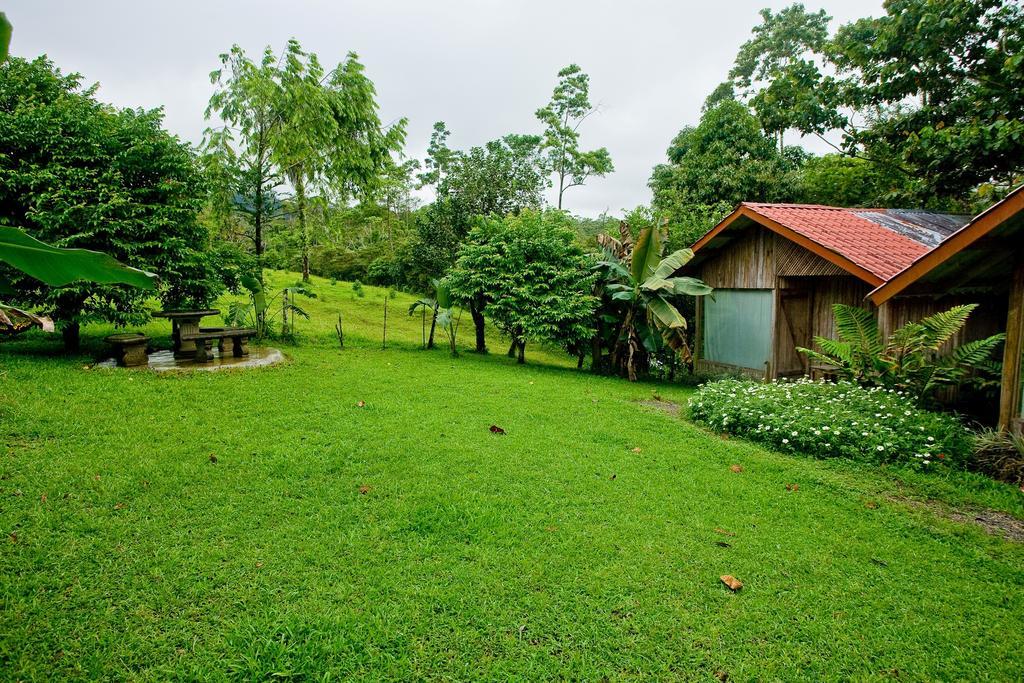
0, 227, 157, 290
653, 248, 695, 279
240, 274, 267, 314
435, 280, 453, 310
630, 226, 663, 284
646, 295, 687, 330
641, 276, 713, 297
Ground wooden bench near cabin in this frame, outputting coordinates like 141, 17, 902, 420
181, 327, 257, 363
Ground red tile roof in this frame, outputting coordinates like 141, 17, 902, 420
740, 203, 938, 282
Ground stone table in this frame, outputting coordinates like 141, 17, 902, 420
152, 309, 220, 358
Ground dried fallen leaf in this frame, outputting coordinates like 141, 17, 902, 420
358, 485, 372, 495
631, 447, 642, 454
9, 531, 17, 543
715, 671, 729, 682
729, 465, 743, 473
544, 525, 558, 532
209, 454, 218, 464
255, 561, 264, 569
609, 473, 617, 480
865, 500, 878, 509
40, 493, 47, 503
714, 527, 735, 537
356, 400, 366, 408
113, 502, 126, 510
785, 483, 799, 492
93, 475, 101, 481
720, 575, 743, 591
489, 425, 506, 435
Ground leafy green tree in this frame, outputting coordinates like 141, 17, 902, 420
796, 154, 910, 207
273, 41, 406, 282
728, 3, 835, 150
417, 121, 454, 188
0, 12, 11, 60
446, 209, 596, 364
412, 132, 549, 348
593, 223, 712, 381
207, 41, 405, 282
205, 45, 285, 268
649, 99, 802, 247
0, 56, 224, 350
536, 64, 614, 209
729, 0, 1024, 203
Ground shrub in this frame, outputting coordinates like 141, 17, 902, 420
970, 430, 1024, 485
689, 378, 972, 471
352, 281, 364, 297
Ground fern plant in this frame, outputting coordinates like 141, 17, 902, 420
798, 304, 1005, 404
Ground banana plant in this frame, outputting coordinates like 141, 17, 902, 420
433, 278, 461, 357
408, 278, 442, 350
226, 275, 314, 339
594, 223, 712, 381
0, 226, 157, 336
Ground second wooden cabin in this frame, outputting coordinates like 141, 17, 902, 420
677, 202, 1007, 380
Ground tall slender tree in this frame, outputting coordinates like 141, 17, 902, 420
536, 64, 614, 209
204, 46, 284, 271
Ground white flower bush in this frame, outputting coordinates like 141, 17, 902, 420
688, 378, 972, 471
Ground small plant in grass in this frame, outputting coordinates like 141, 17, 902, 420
227, 275, 314, 340
689, 378, 971, 471
335, 313, 344, 349
352, 280, 365, 297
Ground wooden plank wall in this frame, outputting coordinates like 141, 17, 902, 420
695, 226, 774, 288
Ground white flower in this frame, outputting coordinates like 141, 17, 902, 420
782, 438, 789, 444
876, 445, 885, 451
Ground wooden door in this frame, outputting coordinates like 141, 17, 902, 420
775, 288, 813, 377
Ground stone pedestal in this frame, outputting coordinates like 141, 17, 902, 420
105, 333, 150, 367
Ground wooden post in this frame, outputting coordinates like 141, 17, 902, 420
999, 260, 1024, 432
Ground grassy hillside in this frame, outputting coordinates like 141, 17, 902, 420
1, 272, 1022, 680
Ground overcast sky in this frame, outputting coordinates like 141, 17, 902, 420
6, 0, 881, 217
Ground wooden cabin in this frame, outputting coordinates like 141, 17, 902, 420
868, 186, 1024, 431
679, 202, 1005, 381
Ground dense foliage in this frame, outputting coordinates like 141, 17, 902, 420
591, 222, 711, 380
649, 99, 804, 248
690, 378, 973, 471
445, 209, 596, 363
0, 56, 234, 349
205, 40, 406, 281
725, 0, 1024, 204
799, 304, 1004, 405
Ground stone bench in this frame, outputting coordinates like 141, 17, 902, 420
181, 328, 257, 363
105, 333, 150, 367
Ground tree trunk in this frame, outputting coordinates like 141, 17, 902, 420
296, 172, 310, 282
61, 321, 80, 353
590, 318, 604, 374
517, 339, 525, 364
427, 309, 437, 349
470, 300, 487, 353
507, 339, 517, 357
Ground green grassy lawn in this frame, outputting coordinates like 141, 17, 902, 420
2, 272, 1023, 680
